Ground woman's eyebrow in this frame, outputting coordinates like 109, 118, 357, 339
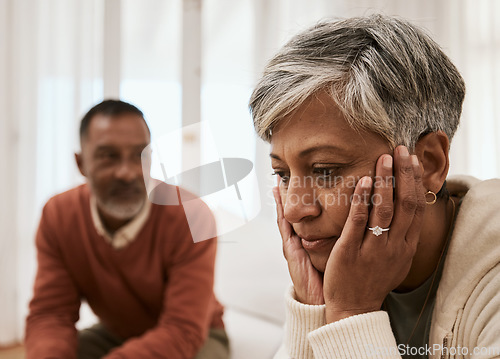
298, 145, 345, 157
270, 145, 346, 161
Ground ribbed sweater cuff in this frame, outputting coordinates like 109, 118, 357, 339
284, 286, 326, 359
308, 311, 400, 359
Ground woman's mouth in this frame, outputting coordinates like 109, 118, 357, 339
300, 236, 338, 252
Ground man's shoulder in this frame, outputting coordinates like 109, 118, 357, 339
148, 183, 217, 243
148, 182, 212, 217
37, 184, 92, 244
43, 183, 90, 216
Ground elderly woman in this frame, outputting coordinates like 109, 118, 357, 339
249, 15, 500, 359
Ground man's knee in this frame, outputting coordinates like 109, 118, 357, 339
194, 328, 230, 359
77, 323, 123, 359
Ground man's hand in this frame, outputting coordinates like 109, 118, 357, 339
323, 146, 425, 322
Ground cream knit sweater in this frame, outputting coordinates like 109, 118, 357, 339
275, 176, 500, 359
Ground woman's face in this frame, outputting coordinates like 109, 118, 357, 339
270, 92, 392, 272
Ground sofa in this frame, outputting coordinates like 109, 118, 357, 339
215, 218, 291, 359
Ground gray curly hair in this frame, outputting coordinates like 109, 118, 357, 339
249, 14, 465, 151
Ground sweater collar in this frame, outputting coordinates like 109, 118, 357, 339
89, 195, 151, 249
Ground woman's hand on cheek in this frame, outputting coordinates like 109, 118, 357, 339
323, 146, 426, 323
273, 187, 325, 305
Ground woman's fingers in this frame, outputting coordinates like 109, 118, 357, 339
366, 154, 394, 240
404, 155, 426, 252
273, 186, 290, 239
273, 186, 303, 255
337, 176, 372, 249
273, 186, 283, 222
388, 146, 418, 240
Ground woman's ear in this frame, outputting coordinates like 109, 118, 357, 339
414, 130, 450, 193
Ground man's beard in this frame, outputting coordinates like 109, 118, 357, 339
91, 179, 147, 221
96, 195, 145, 220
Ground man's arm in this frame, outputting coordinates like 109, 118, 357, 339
25, 201, 81, 359
104, 198, 218, 359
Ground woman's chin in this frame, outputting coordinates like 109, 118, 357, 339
302, 236, 337, 274
309, 254, 329, 274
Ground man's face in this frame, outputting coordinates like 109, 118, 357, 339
270, 91, 391, 273
77, 113, 150, 221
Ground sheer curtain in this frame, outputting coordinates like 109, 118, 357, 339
1, 0, 499, 346
0, 0, 107, 345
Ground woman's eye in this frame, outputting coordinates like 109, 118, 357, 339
313, 168, 336, 177
272, 171, 290, 185
313, 167, 340, 186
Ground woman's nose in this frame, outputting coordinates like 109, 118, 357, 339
283, 177, 321, 223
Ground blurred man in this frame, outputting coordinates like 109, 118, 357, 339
25, 100, 228, 359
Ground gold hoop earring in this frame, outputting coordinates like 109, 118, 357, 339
425, 190, 437, 205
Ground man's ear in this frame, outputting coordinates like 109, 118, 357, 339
414, 130, 450, 193
75, 152, 86, 177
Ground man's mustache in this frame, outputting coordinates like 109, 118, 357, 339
108, 180, 143, 196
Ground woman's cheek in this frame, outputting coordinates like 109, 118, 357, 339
316, 184, 353, 223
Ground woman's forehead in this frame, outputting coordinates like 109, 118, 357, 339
271, 97, 386, 157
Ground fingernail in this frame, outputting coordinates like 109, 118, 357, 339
399, 146, 409, 157
383, 155, 392, 168
411, 155, 419, 166
361, 176, 372, 188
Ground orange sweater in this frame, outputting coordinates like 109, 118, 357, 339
25, 184, 224, 359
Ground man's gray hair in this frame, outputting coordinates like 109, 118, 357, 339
249, 14, 465, 150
